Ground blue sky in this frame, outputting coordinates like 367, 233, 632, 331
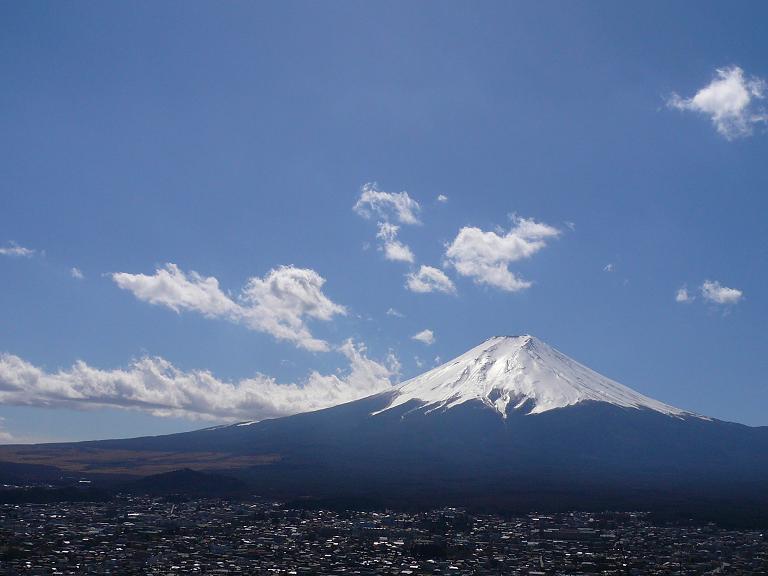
1, 1, 766, 442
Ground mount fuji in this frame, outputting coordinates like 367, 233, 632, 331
2, 335, 767, 518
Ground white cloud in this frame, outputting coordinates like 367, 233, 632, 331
355, 183, 421, 268
675, 286, 693, 303
603, 263, 615, 273
382, 242, 415, 263
113, 263, 239, 317
113, 264, 346, 352
386, 307, 405, 318
240, 267, 347, 350
70, 267, 84, 280
437, 194, 448, 203
444, 215, 560, 292
0, 341, 397, 422
376, 222, 415, 263
376, 221, 399, 241
668, 66, 767, 139
412, 329, 435, 346
405, 265, 456, 295
353, 182, 421, 225
433, 356, 441, 366
700, 280, 743, 305
0, 242, 36, 258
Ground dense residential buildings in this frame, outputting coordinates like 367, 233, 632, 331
1, 496, 766, 574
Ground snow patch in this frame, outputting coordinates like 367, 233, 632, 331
373, 335, 695, 419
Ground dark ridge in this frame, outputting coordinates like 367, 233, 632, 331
122, 468, 252, 498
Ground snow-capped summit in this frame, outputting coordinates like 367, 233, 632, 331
376, 335, 692, 418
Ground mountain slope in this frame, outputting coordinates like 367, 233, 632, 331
1, 335, 766, 518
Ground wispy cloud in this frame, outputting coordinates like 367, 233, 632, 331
668, 66, 766, 139
405, 265, 456, 294
70, 267, 85, 280
112, 264, 346, 352
436, 194, 448, 203
0, 242, 36, 258
603, 263, 615, 273
700, 280, 743, 305
353, 182, 421, 225
355, 183, 421, 266
675, 286, 693, 303
444, 215, 560, 292
0, 341, 397, 422
376, 222, 415, 263
386, 307, 405, 318
412, 329, 435, 346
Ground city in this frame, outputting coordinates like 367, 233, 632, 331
2, 496, 766, 574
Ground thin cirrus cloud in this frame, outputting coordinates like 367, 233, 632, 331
405, 265, 456, 295
412, 329, 435, 346
0, 340, 398, 422
0, 242, 36, 258
444, 215, 561, 292
112, 263, 346, 352
668, 66, 767, 140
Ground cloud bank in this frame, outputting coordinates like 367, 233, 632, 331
112, 264, 346, 352
0, 341, 397, 422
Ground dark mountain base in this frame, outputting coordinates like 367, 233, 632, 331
2, 398, 766, 527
